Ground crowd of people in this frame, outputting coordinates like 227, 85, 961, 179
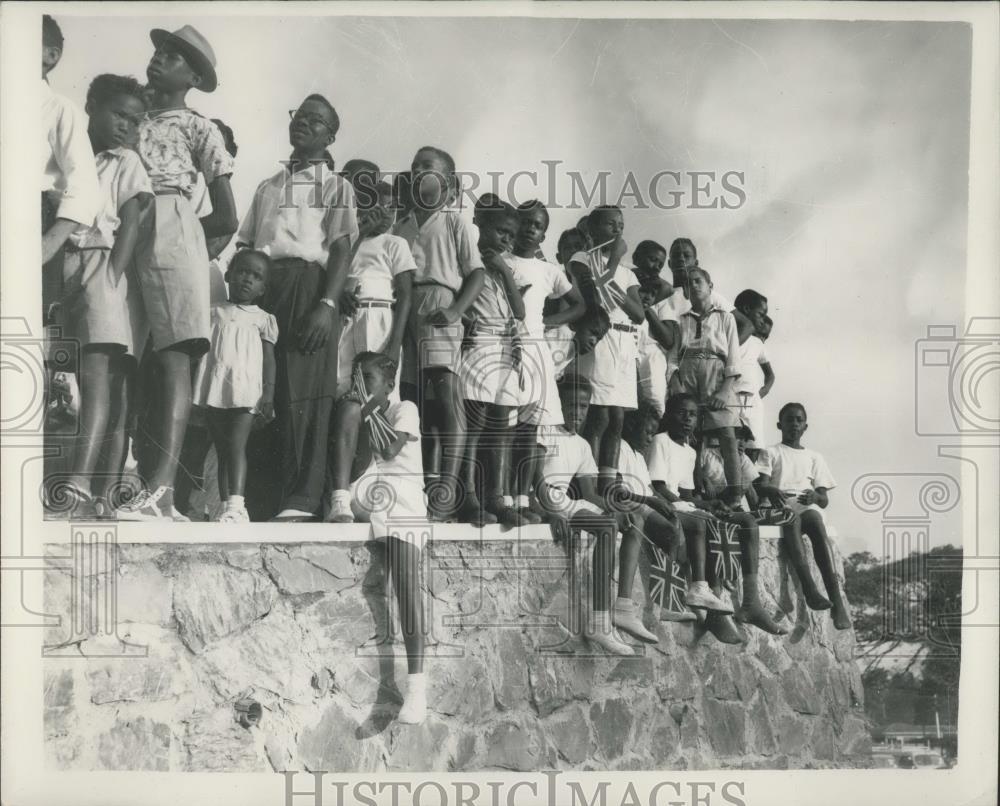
41, 18, 851, 725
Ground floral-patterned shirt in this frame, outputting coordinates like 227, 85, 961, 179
138, 108, 234, 201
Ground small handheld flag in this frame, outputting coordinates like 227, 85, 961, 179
351, 366, 398, 453
582, 239, 627, 313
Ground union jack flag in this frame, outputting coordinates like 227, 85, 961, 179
707, 519, 742, 583
751, 506, 796, 527
581, 239, 627, 313
646, 539, 687, 613
351, 366, 398, 453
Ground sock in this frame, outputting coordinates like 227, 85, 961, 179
406, 672, 427, 699
515, 495, 530, 508
502, 495, 514, 508
332, 489, 351, 504
615, 596, 632, 610
227, 494, 245, 510
591, 610, 611, 632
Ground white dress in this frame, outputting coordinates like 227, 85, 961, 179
193, 303, 279, 409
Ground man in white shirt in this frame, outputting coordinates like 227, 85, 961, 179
754, 402, 851, 630
41, 15, 100, 313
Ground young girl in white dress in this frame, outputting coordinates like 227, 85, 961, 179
193, 249, 278, 522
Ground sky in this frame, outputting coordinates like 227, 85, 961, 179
48, 13, 974, 554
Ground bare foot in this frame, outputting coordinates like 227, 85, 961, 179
706, 612, 744, 644
736, 603, 789, 635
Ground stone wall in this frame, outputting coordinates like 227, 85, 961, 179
43, 528, 870, 772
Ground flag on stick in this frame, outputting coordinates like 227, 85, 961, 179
351, 366, 398, 453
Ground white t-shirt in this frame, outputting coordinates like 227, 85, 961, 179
618, 441, 654, 496
756, 443, 836, 495
571, 251, 638, 325
506, 255, 573, 339
69, 148, 151, 250
540, 428, 598, 514
736, 335, 768, 396
646, 434, 696, 496
347, 233, 417, 300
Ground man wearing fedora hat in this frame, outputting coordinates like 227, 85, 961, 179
115, 24, 238, 521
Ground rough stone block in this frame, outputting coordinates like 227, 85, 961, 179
590, 698, 633, 760
544, 703, 593, 764
492, 631, 530, 710
183, 708, 268, 772
97, 717, 171, 771
780, 665, 820, 715
776, 714, 810, 756
116, 562, 173, 625
87, 657, 186, 704
702, 698, 747, 757
482, 717, 547, 771
171, 561, 278, 653
387, 717, 451, 771
44, 668, 74, 737
297, 700, 366, 772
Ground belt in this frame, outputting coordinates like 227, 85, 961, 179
468, 321, 515, 337
682, 350, 726, 361
63, 242, 110, 254
612, 323, 638, 333
154, 188, 183, 196
354, 299, 393, 309
414, 280, 457, 291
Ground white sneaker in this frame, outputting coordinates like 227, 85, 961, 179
324, 491, 354, 524
396, 674, 427, 725
218, 506, 250, 524
208, 501, 228, 522
114, 486, 173, 522
584, 614, 635, 656
684, 582, 734, 614
612, 599, 658, 643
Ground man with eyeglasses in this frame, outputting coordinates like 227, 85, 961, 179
237, 94, 359, 522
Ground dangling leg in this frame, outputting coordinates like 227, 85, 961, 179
801, 509, 851, 630
729, 512, 787, 635
579, 513, 633, 656
511, 418, 542, 524
389, 535, 426, 724
612, 515, 659, 643
781, 513, 833, 610
326, 397, 363, 523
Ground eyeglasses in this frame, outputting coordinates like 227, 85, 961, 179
288, 109, 335, 133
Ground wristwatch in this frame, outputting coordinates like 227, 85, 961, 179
319, 297, 337, 310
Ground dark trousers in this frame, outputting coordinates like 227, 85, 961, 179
247, 258, 341, 517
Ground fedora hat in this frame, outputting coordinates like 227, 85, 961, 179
150, 25, 218, 92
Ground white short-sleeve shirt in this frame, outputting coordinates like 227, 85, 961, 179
391, 208, 483, 292
736, 335, 768, 396
540, 428, 598, 513
756, 443, 836, 495
70, 148, 151, 250
42, 79, 100, 227
238, 163, 359, 265
646, 433, 696, 496
347, 233, 417, 300
618, 441, 654, 496
506, 255, 573, 339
